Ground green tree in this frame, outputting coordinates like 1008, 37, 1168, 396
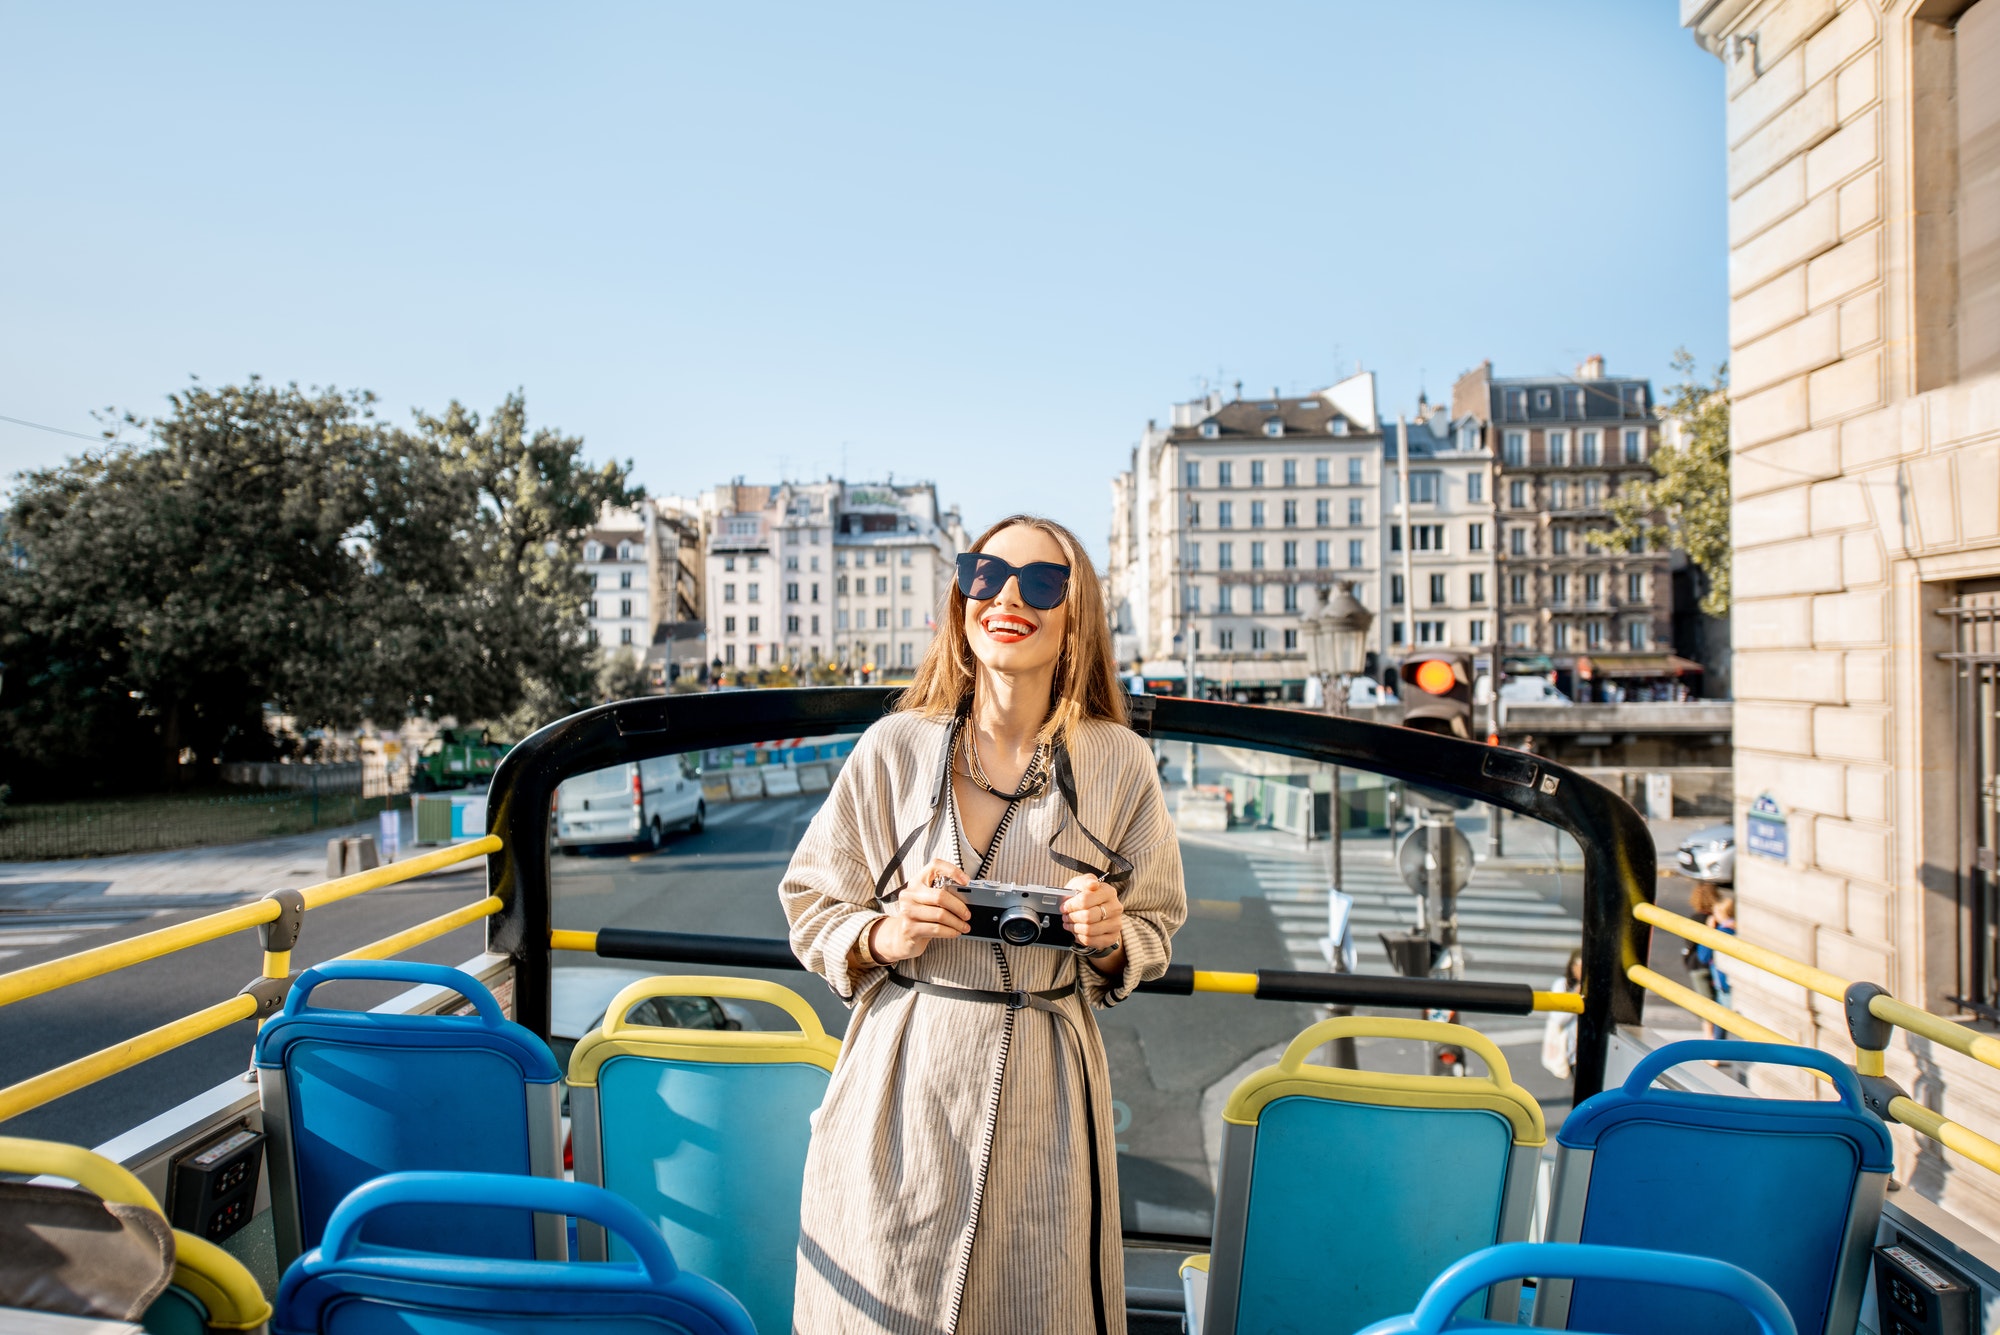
596, 646, 653, 703
1587, 351, 1731, 615
0, 382, 637, 795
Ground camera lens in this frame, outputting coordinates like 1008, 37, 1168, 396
996, 904, 1042, 945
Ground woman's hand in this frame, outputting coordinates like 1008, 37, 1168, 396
1063, 875, 1124, 960
871, 859, 971, 964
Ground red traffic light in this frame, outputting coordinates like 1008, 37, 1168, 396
1412, 659, 1457, 696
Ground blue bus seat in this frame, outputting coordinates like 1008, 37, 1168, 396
272, 1171, 753, 1335
1536, 1041, 1891, 1335
1184, 1016, 1546, 1335
0, 1134, 273, 1333
567, 975, 839, 1335
253, 961, 564, 1269
1355, 1242, 1796, 1335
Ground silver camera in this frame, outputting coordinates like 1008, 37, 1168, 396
953, 880, 1076, 950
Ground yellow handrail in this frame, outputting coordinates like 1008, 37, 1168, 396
550, 928, 598, 953
1888, 1097, 2000, 1178
1628, 964, 1811, 1049
0, 995, 258, 1123
1868, 994, 2000, 1077
1633, 902, 1850, 1002
0, 836, 501, 1010
342, 896, 502, 963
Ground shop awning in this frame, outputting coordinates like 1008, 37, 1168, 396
1574, 653, 1706, 679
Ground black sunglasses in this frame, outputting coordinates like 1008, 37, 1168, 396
955, 552, 1072, 609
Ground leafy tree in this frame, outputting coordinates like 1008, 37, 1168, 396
0, 382, 638, 796
1587, 350, 1731, 615
596, 647, 653, 703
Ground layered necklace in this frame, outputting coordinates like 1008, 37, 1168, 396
958, 719, 1050, 802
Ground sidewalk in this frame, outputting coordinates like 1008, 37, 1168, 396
0, 817, 395, 907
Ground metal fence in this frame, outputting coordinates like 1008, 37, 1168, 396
0, 791, 394, 861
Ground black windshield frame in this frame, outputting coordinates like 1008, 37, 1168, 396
481, 687, 1653, 1100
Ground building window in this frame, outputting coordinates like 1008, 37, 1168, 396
1469, 572, 1486, 603
875, 608, 889, 629
1583, 478, 1603, 508
1282, 499, 1298, 526
1251, 461, 1266, 486
1624, 429, 1642, 463
1468, 522, 1485, 552
1250, 541, 1266, 569
1581, 430, 1601, 465
1332, 419, 1350, 436
1627, 621, 1646, 649
1551, 478, 1569, 509
1284, 627, 1298, 649
836, 610, 848, 630
1510, 622, 1528, 645
786, 581, 799, 602
1316, 498, 1331, 526
1551, 528, 1569, 556
1627, 572, 1644, 602
1469, 619, 1487, 643
1218, 462, 1234, 488
812, 582, 821, 602
1217, 587, 1233, 615
902, 608, 913, 627
1282, 540, 1298, 569
1263, 419, 1283, 438
786, 554, 800, 570
1552, 574, 1569, 604
1283, 584, 1299, 613
587, 599, 599, 618
724, 615, 737, 633
1185, 542, 1201, 570
1316, 540, 1331, 568
1510, 575, 1527, 603
1251, 628, 1267, 650
901, 575, 912, 593
837, 575, 849, 595
1408, 471, 1440, 504
1585, 573, 1602, 604
1548, 431, 1568, 466
1282, 459, 1297, 487
1218, 628, 1235, 649
1428, 574, 1447, 604
1348, 497, 1364, 526
619, 570, 634, 589
1391, 620, 1406, 645
1315, 458, 1330, 486
1201, 421, 1220, 439
1467, 471, 1483, 503
620, 598, 633, 617
787, 614, 801, 633
1250, 501, 1266, 527
1185, 460, 1200, 488
1348, 458, 1363, 485
1509, 479, 1527, 507
1391, 574, 1405, 606
1187, 501, 1201, 527
748, 582, 762, 601
1587, 620, 1605, 648
584, 541, 602, 562
724, 583, 737, 603
1217, 502, 1234, 528
1417, 620, 1446, 644
1218, 542, 1234, 570
1347, 540, 1364, 568
875, 577, 888, 595
1509, 528, 1527, 556
1504, 432, 1525, 466
1251, 586, 1267, 613
1553, 623, 1570, 650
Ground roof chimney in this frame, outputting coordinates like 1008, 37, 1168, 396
1579, 354, 1605, 380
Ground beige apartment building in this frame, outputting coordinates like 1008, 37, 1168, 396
1381, 406, 1498, 659
1685, 0, 2000, 1226
1108, 372, 1386, 700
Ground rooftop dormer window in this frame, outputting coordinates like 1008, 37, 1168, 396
1535, 390, 1552, 411
1330, 419, 1349, 437
583, 541, 602, 561
617, 541, 634, 561
1263, 419, 1284, 438
1200, 421, 1220, 439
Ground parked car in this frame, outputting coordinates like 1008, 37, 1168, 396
1676, 822, 1736, 885
554, 754, 706, 852
1348, 678, 1398, 707
1498, 676, 1573, 706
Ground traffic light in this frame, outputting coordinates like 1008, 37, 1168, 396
1400, 649, 1474, 739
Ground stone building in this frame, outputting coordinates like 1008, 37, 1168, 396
579, 505, 660, 653
1382, 405, 1499, 658
1107, 372, 1386, 700
1685, 0, 2000, 1226
701, 478, 966, 680
1455, 359, 1675, 680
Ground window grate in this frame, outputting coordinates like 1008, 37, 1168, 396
1941, 591, 2000, 1010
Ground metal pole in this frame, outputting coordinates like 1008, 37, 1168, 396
1323, 670, 1357, 1068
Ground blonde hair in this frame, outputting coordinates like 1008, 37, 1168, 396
897, 514, 1127, 744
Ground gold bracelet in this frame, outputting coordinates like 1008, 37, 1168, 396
854, 917, 880, 968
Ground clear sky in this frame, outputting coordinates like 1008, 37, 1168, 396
0, 2, 1724, 562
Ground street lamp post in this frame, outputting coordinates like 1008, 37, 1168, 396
1299, 580, 1374, 1068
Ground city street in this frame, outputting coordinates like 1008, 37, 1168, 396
3, 767, 1710, 1241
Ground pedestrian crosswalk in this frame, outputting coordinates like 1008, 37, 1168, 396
1241, 845, 1583, 989
0, 912, 144, 963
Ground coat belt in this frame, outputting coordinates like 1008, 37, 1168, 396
885, 969, 1074, 1014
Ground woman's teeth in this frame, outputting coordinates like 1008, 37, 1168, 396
983, 615, 1035, 643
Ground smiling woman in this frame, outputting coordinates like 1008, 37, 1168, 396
779, 514, 1188, 1335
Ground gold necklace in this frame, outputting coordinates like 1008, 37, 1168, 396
961, 724, 1047, 800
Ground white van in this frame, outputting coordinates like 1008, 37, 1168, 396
554, 754, 706, 851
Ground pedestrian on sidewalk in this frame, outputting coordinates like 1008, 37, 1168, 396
1540, 948, 1585, 1081
1707, 894, 1737, 1039
1683, 882, 1719, 1003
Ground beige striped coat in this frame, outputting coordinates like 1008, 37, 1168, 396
781, 711, 1187, 1335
